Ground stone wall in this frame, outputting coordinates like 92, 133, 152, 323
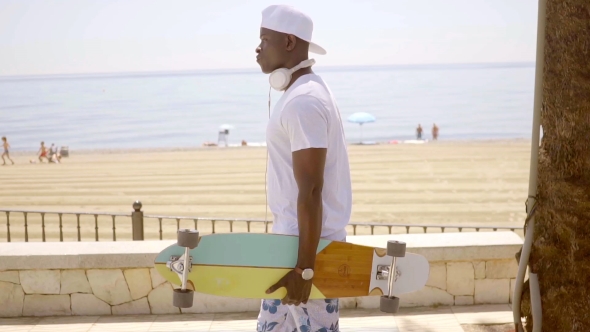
349, 232, 523, 310
0, 267, 262, 317
355, 258, 518, 310
0, 232, 523, 317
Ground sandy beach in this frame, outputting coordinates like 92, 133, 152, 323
0, 140, 531, 242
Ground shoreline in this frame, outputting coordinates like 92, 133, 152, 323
6, 137, 532, 156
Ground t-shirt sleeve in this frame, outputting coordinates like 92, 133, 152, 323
280, 95, 329, 152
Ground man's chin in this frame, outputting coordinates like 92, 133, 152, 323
258, 65, 270, 74
257, 61, 272, 74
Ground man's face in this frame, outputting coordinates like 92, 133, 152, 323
256, 28, 288, 74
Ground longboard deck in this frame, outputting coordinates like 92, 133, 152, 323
154, 233, 429, 299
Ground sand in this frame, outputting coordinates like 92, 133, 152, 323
0, 140, 532, 242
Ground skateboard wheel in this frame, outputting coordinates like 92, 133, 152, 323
380, 295, 400, 313
173, 288, 194, 308
177, 229, 200, 249
387, 240, 406, 257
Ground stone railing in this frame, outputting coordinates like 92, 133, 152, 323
0, 231, 523, 317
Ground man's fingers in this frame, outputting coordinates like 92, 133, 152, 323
301, 284, 313, 305
265, 282, 282, 294
300, 293, 309, 305
302, 291, 309, 303
265, 278, 284, 294
281, 293, 293, 305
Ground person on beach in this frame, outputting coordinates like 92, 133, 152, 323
217, 129, 229, 147
416, 124, 423, 140
37, 141, 48, 163
2, 136, 15, 165
432, 123, 439, 140
47, 143, 61, 163
255, 5, 352, 331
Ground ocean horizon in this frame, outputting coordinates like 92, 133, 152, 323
0, 61, 534, 81
0, 61, 537, 152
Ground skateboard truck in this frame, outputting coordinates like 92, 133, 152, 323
167, 255, 193, 275
171, 229, 200, 309
380, 240, 406, 314
376, 264, 401, 281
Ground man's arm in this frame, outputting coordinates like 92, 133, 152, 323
264, 95, 329, 305
293, 147, 327, 271
264, 147, 326, 305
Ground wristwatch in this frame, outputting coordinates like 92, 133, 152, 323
294, 267, 314, 280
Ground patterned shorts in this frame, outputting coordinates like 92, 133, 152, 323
256, 298, 340, 332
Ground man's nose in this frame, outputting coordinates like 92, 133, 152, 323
256, 47, 261, 54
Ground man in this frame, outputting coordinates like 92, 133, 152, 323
1, 136, 15, 165
37, 141, 48, 163
432, 123, 439, 140
48, 143, 60, 163
255, 5, 352, 332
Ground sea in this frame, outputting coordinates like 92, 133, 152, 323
0, 62, 536, 152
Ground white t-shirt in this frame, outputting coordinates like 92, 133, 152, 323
266, 73, 352, 241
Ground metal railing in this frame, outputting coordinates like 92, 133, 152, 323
1, 201, 523, 242
1, 209, 129, 242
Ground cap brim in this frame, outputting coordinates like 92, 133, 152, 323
309, 41, 326, 55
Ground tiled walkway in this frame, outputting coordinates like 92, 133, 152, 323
0, 305, 515, 332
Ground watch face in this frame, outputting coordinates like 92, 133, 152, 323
302, 269, 314, 280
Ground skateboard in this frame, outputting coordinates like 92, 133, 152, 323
154, 230, 430, 313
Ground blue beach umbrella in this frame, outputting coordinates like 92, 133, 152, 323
347, 112, 376, 143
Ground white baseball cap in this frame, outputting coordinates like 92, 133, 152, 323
260, 5, 326, 55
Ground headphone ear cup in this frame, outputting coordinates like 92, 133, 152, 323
269, 69, 291, 91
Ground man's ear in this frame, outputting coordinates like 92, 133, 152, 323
286, 34, 297, 51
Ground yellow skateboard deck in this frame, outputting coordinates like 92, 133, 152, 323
154, 233, 429, 299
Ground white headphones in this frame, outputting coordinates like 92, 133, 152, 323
269, 58, 316, 91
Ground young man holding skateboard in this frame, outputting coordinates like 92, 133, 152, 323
255, 4, 352, 331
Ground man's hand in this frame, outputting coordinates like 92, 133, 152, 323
265, 269, 313, 305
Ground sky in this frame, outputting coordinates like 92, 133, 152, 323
0, 0, 539, 77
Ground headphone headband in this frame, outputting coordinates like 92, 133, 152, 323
268, 58, 316, 91
289, 58, 316, 74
